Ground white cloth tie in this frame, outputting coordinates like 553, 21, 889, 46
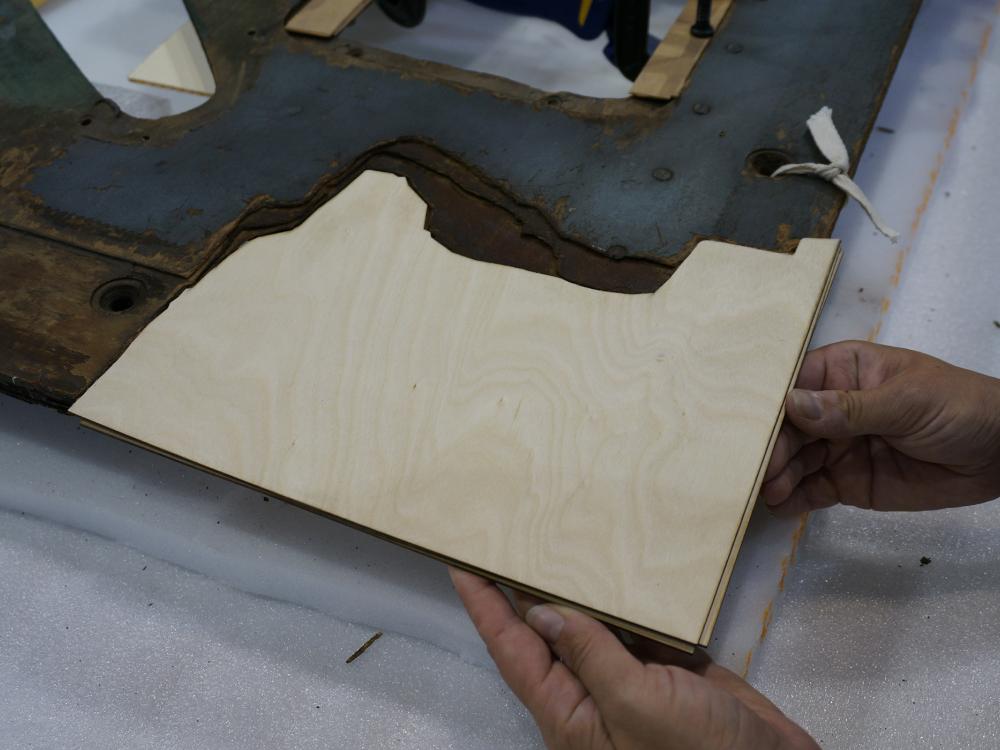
773, 107, 899, 242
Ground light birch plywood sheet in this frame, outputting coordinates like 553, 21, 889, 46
286, 0, 372, 38
631, 0, 733, 101
71, 171, 839, 648
128, 21, 215, 97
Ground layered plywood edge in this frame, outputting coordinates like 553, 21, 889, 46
71, 170, 840, 650
631, 0, 734, 101
285, 0, 372, 38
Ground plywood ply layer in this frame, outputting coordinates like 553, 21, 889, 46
71, 171, 839, 648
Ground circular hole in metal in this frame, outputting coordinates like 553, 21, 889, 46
80, 117, 92, 127
93, 279, 145, 314
247, 28, 256, 36
747, 149, 792, 177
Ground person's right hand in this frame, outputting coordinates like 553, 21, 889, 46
762, 340, 1000, 515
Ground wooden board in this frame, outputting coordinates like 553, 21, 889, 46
285, 0, 372, 38
631, 0, 734, 101
70, 170, 839, 649
128, 21, 215, 97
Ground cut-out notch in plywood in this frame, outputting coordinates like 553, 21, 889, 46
129, 21, 215, 97
71, 170, 839, 650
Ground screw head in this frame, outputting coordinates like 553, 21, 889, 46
607, 245, 627, 260
692, 102, 712, 115
652, 167, 674, 182
725, 42, 744, 54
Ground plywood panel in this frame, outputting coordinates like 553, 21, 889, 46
128, 21, 214, 97
285, 0, 372, 38
631, 0, 733, 101
70, 171, 839, 648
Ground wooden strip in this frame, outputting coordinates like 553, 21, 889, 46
631, 0, 734, 101
128, 21, 215, 97
70, 170, 839, 647
346, 631, 382, 663
285, 0, 372, 38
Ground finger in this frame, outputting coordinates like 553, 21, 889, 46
698, 662, 786, 719
768, 471, 841, 517
697, 663, 820, 749
524, 603, 645, 719
792, 345, 832, 392
518, 595, 708, 670
621, 634, 711, 671
797, 339, 905, 391
785, 384, 910, 440
511, 589, 544, 615
448, 569, 587, 725
761, 441, 828, 507
764, 424, 812, 481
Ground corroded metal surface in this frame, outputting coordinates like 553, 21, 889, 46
0, 0, 922, 407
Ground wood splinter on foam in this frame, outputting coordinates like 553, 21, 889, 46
346, 631, 383, 663
70, 170, 840, 652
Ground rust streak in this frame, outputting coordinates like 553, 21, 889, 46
759, 602, 773, 641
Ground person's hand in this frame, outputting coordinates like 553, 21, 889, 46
763, 340, 1000, 515
450, 568, 818, 750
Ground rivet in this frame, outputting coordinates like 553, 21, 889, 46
652, 168, 674, 182
725, 42, 743, 54
692, 102, 712, 115
608, 245, 627, 260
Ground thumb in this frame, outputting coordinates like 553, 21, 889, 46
785, 386, 905, 440
525, 604, 644, 714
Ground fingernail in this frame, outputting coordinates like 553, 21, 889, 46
789, 389, 822, 420
525, 605, 565, 644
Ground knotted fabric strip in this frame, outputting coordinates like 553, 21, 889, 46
773, 107, 899, 242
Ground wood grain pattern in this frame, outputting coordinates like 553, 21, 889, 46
128, 21, 215, 96
285, 0, 372, 38
70, 171, 839, 648
631, 0, 733, 101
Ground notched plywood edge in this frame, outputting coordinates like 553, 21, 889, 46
70, 170, 840, 649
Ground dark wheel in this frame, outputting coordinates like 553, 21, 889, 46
377, 0, 427, 27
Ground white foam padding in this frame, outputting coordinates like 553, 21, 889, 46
749, 2, 1000, 747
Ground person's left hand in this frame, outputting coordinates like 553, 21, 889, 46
450, 569, 818, 750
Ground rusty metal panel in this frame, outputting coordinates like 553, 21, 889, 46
0, 0, 921, 407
